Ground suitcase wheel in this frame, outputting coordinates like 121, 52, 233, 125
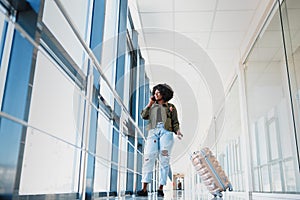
213, 191, 223, 198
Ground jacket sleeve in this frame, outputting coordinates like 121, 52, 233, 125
141, 106, 150, 120
170, 104, 180, 132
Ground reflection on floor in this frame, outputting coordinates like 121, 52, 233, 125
95, 190, 245, 200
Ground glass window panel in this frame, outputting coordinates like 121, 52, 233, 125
257, 117, 268, 165
126, 136, 135, 192
239, 174, 244, 191
0, 118, 25, 195
270, 163, 282, 191
268, 119, 279, 160
283, 159, 298, 192
19, 51, 84, 194
251, 123, 258, 166
94, 114, 113, 192
281, 0, 300, 169
214, 81, 245, 191
277, 100, 294, 158
253, 168, 260, 191
245, 1, 300, 192
0, 28, 34, 196
119, 134, 128, 193
261, 166, 270, 192
90, 0, 106, 62
101, 0, 119, 100
110, 128, 119, 193
19, 127, 81, 194
123, 45, 131, 109
42, 0, 90, 69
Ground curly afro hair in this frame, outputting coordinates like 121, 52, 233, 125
152, 83, 174, 102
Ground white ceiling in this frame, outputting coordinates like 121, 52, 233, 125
136, 0, 262, 87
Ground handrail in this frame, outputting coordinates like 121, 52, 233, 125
0, 111, 144, 167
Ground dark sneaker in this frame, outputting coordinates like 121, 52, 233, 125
157, 190, 164, 197
136, 190, 148, 196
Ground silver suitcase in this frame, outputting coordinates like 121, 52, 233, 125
191, 147, 233, 197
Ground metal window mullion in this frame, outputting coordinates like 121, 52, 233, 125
238, 63, 254, 197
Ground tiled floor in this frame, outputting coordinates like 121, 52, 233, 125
96, 190, 245, 200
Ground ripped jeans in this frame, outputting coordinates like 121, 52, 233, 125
141, 123, 174, 186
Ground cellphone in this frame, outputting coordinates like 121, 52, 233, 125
151, 96, 156, 101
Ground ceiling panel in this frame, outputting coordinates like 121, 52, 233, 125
173, 31, 209, 51
137, 0, 173, 12
208, 31, 245, 49
213, 11, 254, 31
213, 59, 235, 74
206, 49, 240, 62
147, 50, 175, 68
175, 12, 214, 32
174, 0, 217, 12
143, 31, 174, 50
180, 32, 210, 48
217, 0, 260, 11
140, 13, 173, 29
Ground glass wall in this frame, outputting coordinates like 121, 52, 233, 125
0, 20, 35, 197
42, 0, 91, 72
19, 51, 84, 194
0, 0, 147, 199
281, 0, 300, 172
244, 1, 300, 193
205, 79, 245, 193
219, 81, 245, 192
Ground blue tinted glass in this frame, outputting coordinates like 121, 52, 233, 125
0, 118, 23, 195
110, 164, 118, 192
26, 0, 40, 13
1, 31, 33, 119
110, 126, 119, 192
115, 0, 128, 99
0, 30, 34, 195
126, 136, 135, 192
90, 0, 105, 62
138, 60, 145, 129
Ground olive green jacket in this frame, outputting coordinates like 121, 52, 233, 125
141, 102, 180, 133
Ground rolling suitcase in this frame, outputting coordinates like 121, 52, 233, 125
191, 147, 233, 198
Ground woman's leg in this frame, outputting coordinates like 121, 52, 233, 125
141, 129, 159, 188
158, 129, 174, 186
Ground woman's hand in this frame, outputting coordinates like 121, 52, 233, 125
147, 96, 155, 108
176, 130, 183, 140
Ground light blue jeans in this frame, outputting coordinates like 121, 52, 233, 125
141, 123, 174, 186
